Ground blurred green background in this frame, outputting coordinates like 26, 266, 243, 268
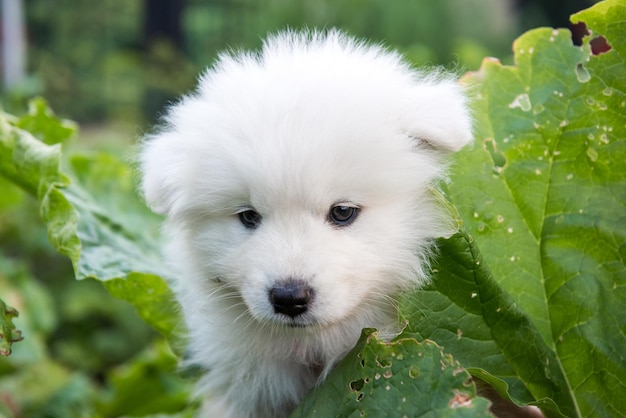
0, 0, 598, 416
3, 0, 597, 129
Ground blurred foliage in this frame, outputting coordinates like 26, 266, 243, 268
14, 0, 522, 125
0, 182, 189, 417
7, 0, 596, 126
0, 101, 193, 417
2, 0, 599, 126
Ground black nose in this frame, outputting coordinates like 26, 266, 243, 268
269, 280, 313, 318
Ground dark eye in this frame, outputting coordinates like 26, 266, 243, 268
238, 209, 262, 229
328, 205, 360, 227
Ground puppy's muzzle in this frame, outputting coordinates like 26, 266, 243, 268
269, 280, 313, 318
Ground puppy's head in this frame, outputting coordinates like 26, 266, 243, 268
140, 30, 472, 330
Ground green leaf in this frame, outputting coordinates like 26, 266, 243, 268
0, 112, 68, 198
0, 299, 23, 356
96, 341, 193, 417
399, 232, 567, 417
0, 100, 183, 345
292, 329, 493, 417
0, 358, 97, 417
409, 1, 626, 416
13, 97, 77, 145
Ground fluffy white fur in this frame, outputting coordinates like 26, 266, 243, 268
140, 29, 472, 418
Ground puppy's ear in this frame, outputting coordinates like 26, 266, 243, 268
404, 80, 473, 152
139, 132, 185, 216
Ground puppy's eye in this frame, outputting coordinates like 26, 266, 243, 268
238, 209, 262, 229
328, 205, 360, 227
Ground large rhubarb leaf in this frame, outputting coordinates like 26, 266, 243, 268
399, 232, 568, 416
398, 1, 625, 417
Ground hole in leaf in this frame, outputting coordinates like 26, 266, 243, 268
484, 139, 506, 175
576, 63, 591, 83
590, 36, 611, 55
508, 93, 531, 112
570, 21, 589, 46
376, 358, 392, 368
350, 378, 365, 392
569, 19, 611, 55
409, 366, 420, 379
449, 391, 473, 408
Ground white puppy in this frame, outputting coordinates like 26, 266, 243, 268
140, 29, 472, 418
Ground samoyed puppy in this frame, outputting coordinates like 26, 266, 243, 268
140, 29, 472, 418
